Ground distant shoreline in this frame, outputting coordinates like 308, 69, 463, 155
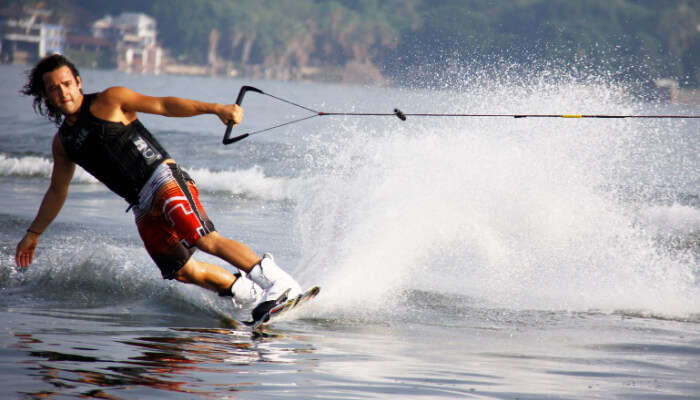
4, 60, 698, 105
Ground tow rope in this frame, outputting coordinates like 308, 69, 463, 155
223, 85, 700, 145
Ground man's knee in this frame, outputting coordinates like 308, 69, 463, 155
194, 231, 221, 254
173, 258, 196, 283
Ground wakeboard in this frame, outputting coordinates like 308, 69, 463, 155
244, 286, 320, 330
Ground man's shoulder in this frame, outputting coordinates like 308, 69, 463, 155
95, 86, 132, 103
91, 87, 139, 120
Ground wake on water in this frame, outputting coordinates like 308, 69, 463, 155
2, 68, 698, 325
291, 71, 700, 322
1, 235, 254, 324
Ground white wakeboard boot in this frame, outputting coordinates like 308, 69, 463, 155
247, 253, 302, 304
229, 272, 263, 309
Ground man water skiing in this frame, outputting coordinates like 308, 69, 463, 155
15, 54, 301, 318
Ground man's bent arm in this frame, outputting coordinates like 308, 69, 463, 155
16, 135, 76, 268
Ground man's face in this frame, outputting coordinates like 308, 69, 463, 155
42, 65, 83, 117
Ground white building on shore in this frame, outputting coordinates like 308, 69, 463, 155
0, 7, 65, 63
92, 12, 162, 74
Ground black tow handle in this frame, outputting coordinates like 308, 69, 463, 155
222, 85, 264, 145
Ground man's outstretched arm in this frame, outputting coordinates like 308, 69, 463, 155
16, 135, 75, 268
94, 86, 243, 126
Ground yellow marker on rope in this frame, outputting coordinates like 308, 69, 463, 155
562, 115, 583, 118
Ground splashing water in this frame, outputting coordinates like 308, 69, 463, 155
292, 70, 699, 320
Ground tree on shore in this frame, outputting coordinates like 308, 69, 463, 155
4, 0, 696, 86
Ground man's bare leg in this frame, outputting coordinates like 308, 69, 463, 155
169, 231, 263, 294
194, 232, 260, 273
173, 257, 236, 294
174, 256, 263, 308
189, 231, 302, 304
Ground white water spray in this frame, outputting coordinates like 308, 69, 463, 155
293, 73, 699, 319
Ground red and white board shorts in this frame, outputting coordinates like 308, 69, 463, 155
134, 163, 215, 279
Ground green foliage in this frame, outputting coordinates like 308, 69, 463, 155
388, 0, 699, 87
5, 0, 697, 86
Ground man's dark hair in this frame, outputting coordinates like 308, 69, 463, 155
21, 54, 81, 125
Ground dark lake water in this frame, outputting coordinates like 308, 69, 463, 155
1, 64, 699, 399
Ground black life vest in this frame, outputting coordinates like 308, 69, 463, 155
57, 93, 171, 205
